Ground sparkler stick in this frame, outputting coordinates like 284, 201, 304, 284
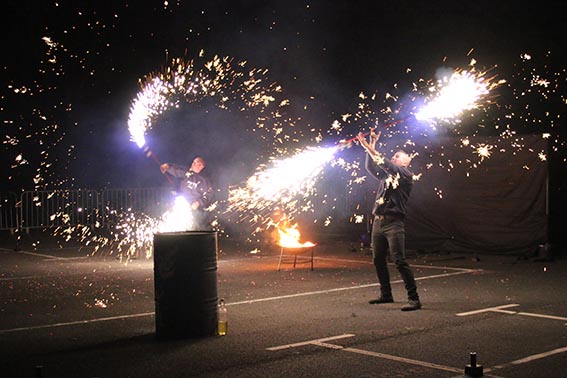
142, 145, 175, 186
338, 117, 410, 147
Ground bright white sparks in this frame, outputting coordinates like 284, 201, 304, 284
228, 146, 338, 215
159, 195, 194, 232
128, 77, 175, 148
415, 70, 500, 122
126, 53, 286, 150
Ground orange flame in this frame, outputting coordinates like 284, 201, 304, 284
277, 224, 315, 248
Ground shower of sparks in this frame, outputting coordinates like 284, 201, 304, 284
4, 31, 567, 258
158, 195, 195, 232
127, 51, 292, 153
415, 68, 503, 123
128, 77, 173, 148
120, 50, 324, 241
3, 36, 76, 190
51, 196, 202, 261
0, 0, 564, 269
227, 146, 339, 227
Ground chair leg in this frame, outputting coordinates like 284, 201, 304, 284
277, 247, 284, 271
310, 247, 314, 271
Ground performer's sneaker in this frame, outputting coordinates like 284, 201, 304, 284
368, 296, 394, 304
401, 299, 422, 311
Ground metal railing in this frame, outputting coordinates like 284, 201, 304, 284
0, 187, 173, 232
2, 186, 362, 233
0, 192, 18, 231
19, 189, 100, 229
98, 187, 173, 228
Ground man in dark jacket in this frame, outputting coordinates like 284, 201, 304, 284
160, 156, 213, 230
357, 129, 421, 311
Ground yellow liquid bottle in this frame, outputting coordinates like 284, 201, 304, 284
218, 299, 228, 336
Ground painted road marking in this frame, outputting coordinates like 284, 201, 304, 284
0, 263, 480, 333
0, 312, 155, 334
0, 266, 147, 282
337, 346, 465, 374
269, 334, 470, 375
487, 345, 567, 372
228, 269, 476, 306
457, 304, 567, 323
456, 304, 521, 316
17, 250, 89, 261
315, 256, 477, 272
266, 334, 355, 351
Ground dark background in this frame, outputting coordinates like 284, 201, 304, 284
1, 1, 566, 251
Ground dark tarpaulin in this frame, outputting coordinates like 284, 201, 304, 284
405, 134, 548, 255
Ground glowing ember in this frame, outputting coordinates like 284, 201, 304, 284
473, 143, 494, 161
277, 224, 315, 248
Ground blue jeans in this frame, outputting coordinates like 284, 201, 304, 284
371, 216, 419, 301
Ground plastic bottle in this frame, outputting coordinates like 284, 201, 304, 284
218, 299, 227, 336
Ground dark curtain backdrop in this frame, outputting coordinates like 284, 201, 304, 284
405, 134, 548, 255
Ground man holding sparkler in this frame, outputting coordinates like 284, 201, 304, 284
160, 156, 213, 230
357, 129, 421, 311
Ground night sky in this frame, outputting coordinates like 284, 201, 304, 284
2, 1, 566, 213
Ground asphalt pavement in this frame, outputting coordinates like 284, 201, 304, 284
1, 232, 565, 378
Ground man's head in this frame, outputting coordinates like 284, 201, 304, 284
390, 150, 411, 167
190, 157, 206, 173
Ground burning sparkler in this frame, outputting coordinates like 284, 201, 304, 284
127, 52, 290, 153
415, 68, 501, 123
158, 195, 195, 232
339, 65, 502, 147
227, 64, 503, 234
124, 52, 306, 234
4, 1, 565, 266
226, 145, 338, 226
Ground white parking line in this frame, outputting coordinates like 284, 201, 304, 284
508, 311, 567, 322
456, 304, 520, 316
1, 264, 480, 334
487, 345, 567, 372
266, 334, 355, 351
457, 304, 567, 372
339, 346, 464, 374
269, 334, 467, 375
228, 269, 477, 306
457, 304, 567, 323
0, 312, 155, 334
315, 257, 477, 272
17, 250, 89, 260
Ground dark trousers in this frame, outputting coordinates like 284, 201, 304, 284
371, 216, 419, 301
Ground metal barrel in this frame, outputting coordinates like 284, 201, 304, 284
153, 231, 218, 340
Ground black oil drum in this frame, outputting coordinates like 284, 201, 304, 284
153, 231, 218, 340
